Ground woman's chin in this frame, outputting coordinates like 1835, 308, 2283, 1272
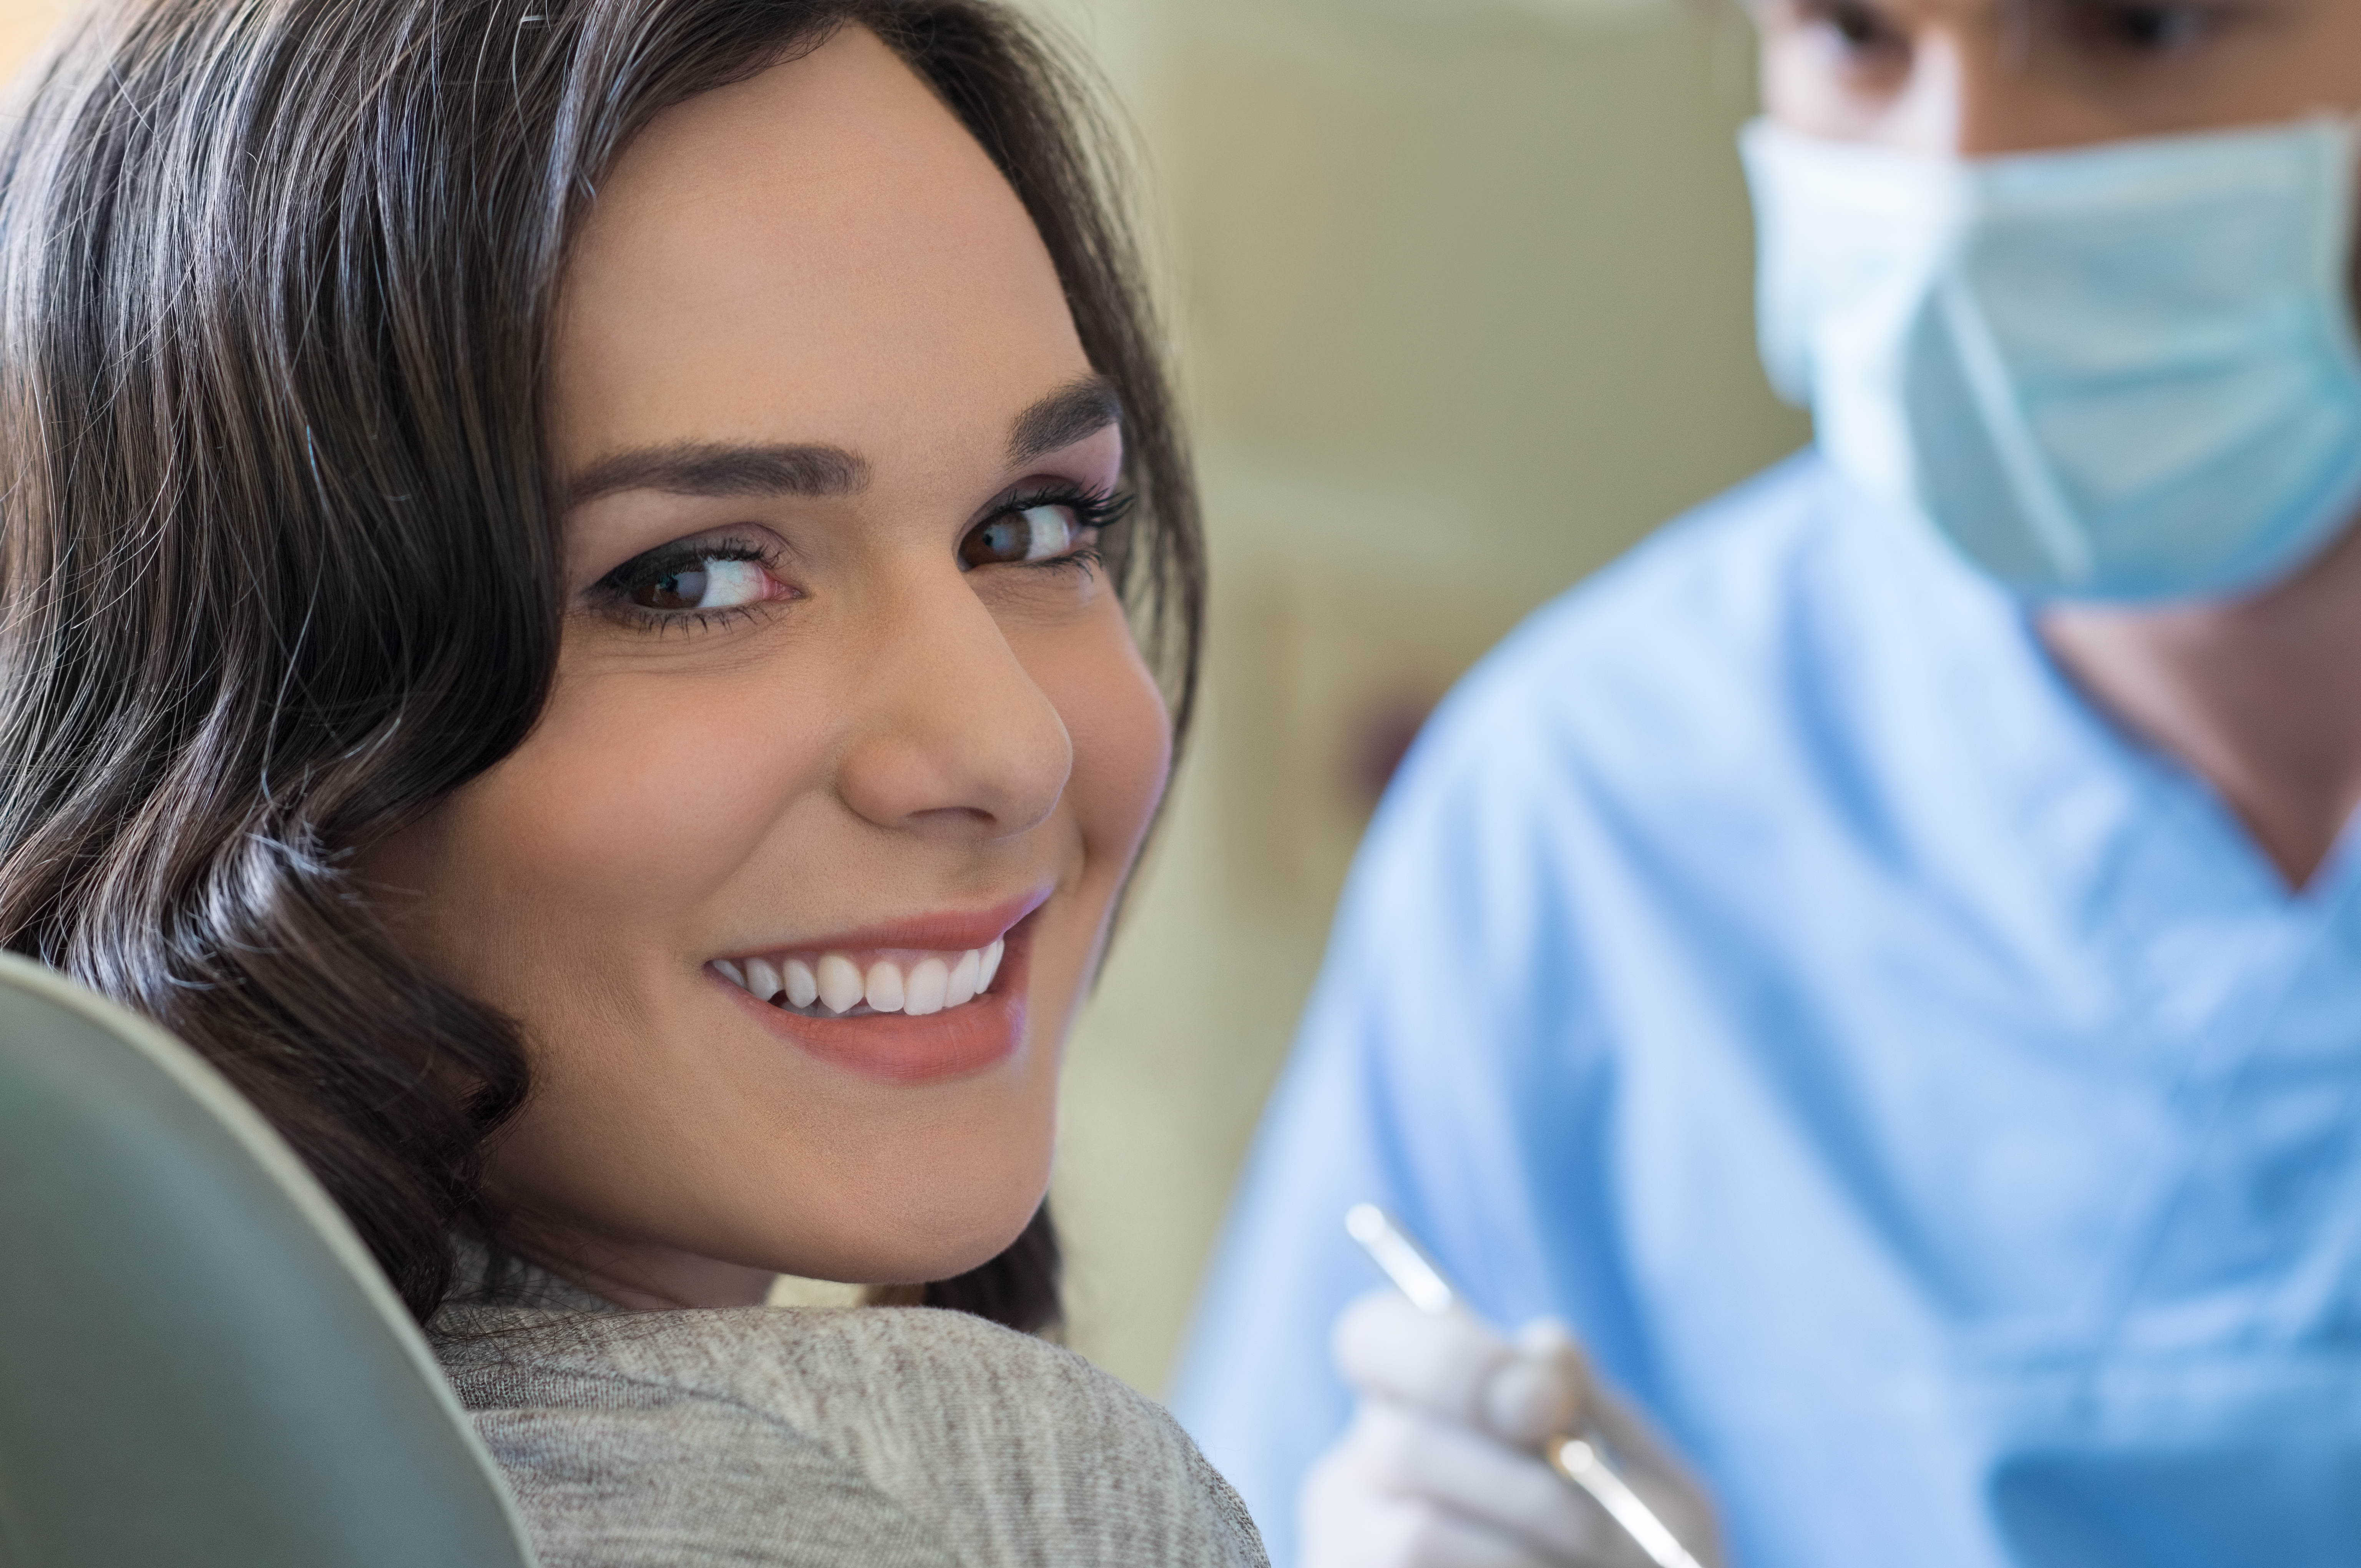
765, 1189, 1048, 1290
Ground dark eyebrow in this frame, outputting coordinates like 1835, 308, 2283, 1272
563, 378, 1115, 508
565, 442, 870, 508
1009, 375, 1122, 468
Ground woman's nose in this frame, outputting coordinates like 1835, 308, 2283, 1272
832, 570, 1072, 842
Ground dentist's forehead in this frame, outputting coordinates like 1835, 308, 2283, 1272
1753, 0, 2172, 20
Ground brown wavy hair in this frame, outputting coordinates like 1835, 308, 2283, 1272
0, 0, 1200, 1334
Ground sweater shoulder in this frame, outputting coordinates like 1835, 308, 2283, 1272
434, 1302, 1266, 1568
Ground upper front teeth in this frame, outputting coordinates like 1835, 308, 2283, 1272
817, 954, 862, 1013
716, 939, 1006, 1017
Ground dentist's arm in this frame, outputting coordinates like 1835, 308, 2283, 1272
1300, 1291, 1721, 1568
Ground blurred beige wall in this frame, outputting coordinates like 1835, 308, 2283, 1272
0, 0, 1804, 1392
1038, 0, 1809, 1396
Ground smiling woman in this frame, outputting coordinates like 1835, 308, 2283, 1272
0, 0, 1249, 1561
365, 24, 1179, 1312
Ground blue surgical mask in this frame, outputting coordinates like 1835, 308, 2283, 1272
1740, 116, 2361, 603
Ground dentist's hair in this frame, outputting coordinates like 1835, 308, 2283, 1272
0, 0, 1199, 1330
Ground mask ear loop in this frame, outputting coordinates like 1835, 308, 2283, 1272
1936, 268, 2095, 586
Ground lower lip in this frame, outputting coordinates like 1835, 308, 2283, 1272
725, 922, 1035, 1085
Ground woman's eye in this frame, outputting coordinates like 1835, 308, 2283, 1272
960, 503, 1091, 570
619, 555, 781, 613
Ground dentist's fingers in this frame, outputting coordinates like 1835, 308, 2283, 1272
1349, 1402, 1625, 1563
1320, 1291, 1722, 1565
1302, 1402, 1625, 1568
1333, 1289, 1507, 1428
1488, 1318, 1590, 1443
1301, 1472, 1557, 1568
1333, 1289, 1591, 1442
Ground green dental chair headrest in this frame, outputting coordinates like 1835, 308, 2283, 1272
0, 952, 536, 1567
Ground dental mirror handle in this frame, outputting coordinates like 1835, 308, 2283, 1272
1344, 1204, 1707, 1568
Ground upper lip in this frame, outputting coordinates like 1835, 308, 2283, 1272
722, 884, 1053, 957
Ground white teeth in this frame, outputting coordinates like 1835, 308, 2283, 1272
817, 953, 864, 1014
905, 957, 950, 1017
865, 960, 906, 1013
945, 949, 981, 1008
743, 956, 784, 1003
726, 938, 1008, 1016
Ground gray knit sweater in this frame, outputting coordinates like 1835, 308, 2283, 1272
430, 1270, 1266, 1568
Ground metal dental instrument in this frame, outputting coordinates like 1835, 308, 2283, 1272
1345, 1204, 1707, 1568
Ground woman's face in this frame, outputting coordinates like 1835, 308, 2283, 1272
368, 26, 1170, 1307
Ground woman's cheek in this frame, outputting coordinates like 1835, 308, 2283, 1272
508, 660, 835, 909
1044, 615, 1171, 880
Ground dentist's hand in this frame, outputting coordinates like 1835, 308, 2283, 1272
1299, 1291, 1720, 1568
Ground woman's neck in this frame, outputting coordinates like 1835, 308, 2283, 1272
501, 1219, 779, 1310
2040, 521, 2361, 893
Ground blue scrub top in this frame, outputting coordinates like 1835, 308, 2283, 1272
1171, 453, 2361, 1568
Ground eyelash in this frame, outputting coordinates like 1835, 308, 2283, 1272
988, 483, 1135, 579
593, 534, 782, 635
590, 484, 1134, 635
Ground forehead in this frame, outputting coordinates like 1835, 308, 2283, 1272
550, 26, 1088, 476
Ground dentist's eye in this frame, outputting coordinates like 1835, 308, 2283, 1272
1821, 0, 1896, 48
597, 538, 792, 625
2070, 1, 2218, 52
1781, 0, 1908, 57
958, 487, 1133, 572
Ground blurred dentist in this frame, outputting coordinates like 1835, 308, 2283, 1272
1175, 3, 2361, 1566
